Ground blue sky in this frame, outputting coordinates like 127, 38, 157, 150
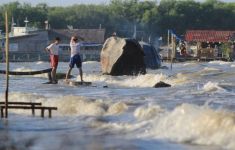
0, 0, 234, 6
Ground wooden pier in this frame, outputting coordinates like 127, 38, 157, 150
0, 102, 57, 118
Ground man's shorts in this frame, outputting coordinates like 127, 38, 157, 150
69, 54, 82, 68
50, 55, 59, 68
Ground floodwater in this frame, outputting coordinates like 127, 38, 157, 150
0, 61, 235, 150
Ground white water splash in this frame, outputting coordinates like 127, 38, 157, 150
169, 73, 189, 85
82, 73, 169, 88
0, 93, 129, 117
209, 61, 232, 65
202, 81, 223, 92
230, 64, 235, 68
107, 102, 128, 115
202, 67, 220, 72
134, 104, 163, 120
144, 104, 235, 150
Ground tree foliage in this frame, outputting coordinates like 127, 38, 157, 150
1, 0, 235, 40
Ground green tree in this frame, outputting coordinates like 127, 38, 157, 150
1, 0, 235, 41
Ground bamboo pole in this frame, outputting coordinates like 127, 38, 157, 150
167, 30, 170, 60
173, 36, 175, 61
5, 11, 9, 118
170, 33, 174, 70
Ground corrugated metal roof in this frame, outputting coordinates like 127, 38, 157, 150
185, 30, 235, 42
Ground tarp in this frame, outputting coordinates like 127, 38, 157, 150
139, 41, 161, 69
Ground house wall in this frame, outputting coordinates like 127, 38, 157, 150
9, 31, 48, 53
4, 31, 49, 61
1, 30, 103, 62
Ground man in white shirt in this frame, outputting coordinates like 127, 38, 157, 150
45, 37, 60, 84
65, 36, 83, 82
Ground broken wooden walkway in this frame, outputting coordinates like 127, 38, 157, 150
0, 102, 57, 118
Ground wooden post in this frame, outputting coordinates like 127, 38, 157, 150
49, 109, 52, 118
32, 104, 35, 116
5, 11, 9, 118
41, 108, 45, 118
167, 30, 170, 60
1, 107, 3, 118
170, 33, 174, 70
173, 35, 176, 58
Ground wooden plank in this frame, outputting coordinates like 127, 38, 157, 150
0, 106, 57, 110
0, 102, 42, 105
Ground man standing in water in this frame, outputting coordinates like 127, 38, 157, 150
45, 37, 61, 84
65, 36, 83, 82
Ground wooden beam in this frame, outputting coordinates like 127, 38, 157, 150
0, 106, 57, 110
0, 102, 42, 105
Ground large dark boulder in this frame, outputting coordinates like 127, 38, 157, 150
153, 81, 171, 88
139, 41, 161, 69
101, 37, 146, 76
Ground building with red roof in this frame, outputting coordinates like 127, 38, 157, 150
185, 30, 235, 43
184, 30, 235, 60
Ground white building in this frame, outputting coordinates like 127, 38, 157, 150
11, 27, 38, 37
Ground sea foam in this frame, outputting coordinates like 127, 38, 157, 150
145, 104, 235, 149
